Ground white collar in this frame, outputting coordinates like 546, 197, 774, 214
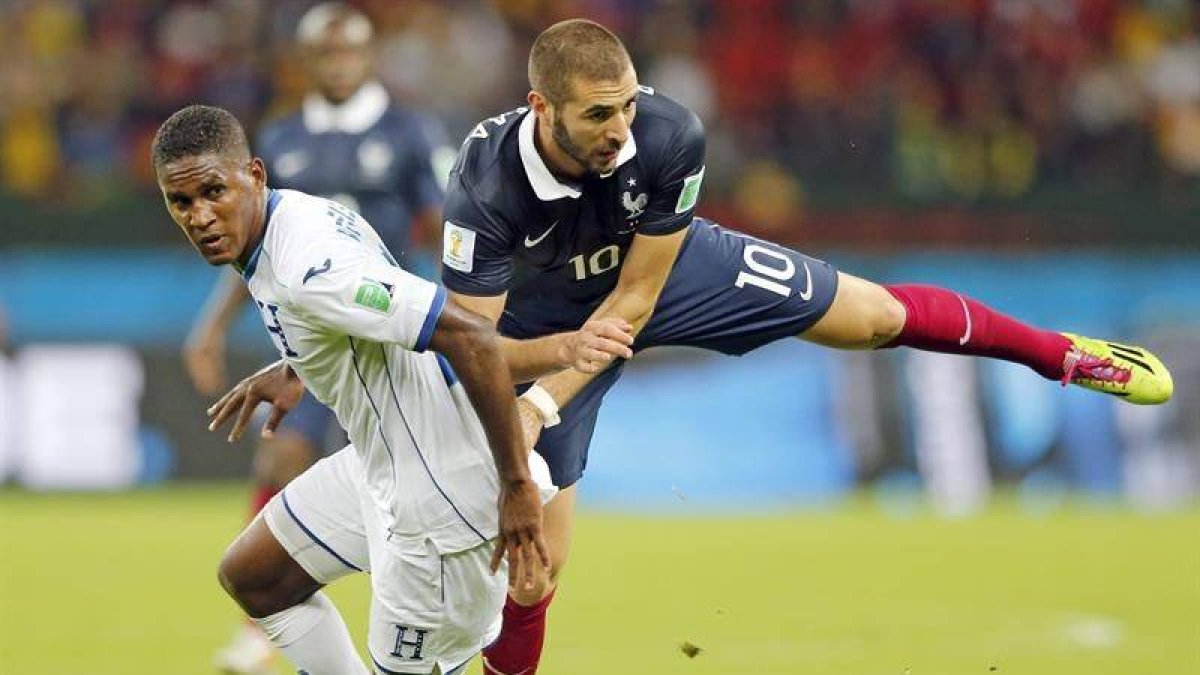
303, 81, 389, 134
518, 109, 638, 201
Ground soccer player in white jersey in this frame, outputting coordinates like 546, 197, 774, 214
153, 104, 556, 675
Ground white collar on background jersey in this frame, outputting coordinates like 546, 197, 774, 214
518, 109, 637, 201
303, 80, 389, 134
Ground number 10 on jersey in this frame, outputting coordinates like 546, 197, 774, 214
568, 244, 621, 281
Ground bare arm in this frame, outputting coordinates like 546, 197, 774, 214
528, 229, 688, 409
427, 300, 533, 488
426, 299, 550, 585
183, 271, 251, 395
449, 291, 634, 384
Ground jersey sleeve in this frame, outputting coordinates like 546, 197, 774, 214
286, 241, 446, 352
439, 172, 515, 296
397, 113, 452, 213
638, 110, 706, 236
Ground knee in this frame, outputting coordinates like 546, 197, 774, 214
849, 281, 906, 348
873, 290, 907, 345
217, 544, 276, 615
508, 547, 568, 605
509, 576, 556, 605
217, 533, 314, 618
217, 545, 253, 607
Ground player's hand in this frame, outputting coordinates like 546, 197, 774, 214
490, 478, 551, 592
516, 397, 545, 449
560, 318, 634, 374
183, 325, 227, 396
206, 360, 305, 443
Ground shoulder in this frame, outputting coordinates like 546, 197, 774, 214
632, 88, 704, 161
455, 107, 525, 175
256, 112, 305, 150
263, 190, 369, 281
449, 107, 527, 207
378, 105, 447, 144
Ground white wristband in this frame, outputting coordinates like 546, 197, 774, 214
520, 384, 561, 428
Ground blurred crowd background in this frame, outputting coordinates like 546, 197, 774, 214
2, 0, 1197, 247
0, 0, 1197, 511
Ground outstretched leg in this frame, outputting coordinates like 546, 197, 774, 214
800, 273, 1172, 404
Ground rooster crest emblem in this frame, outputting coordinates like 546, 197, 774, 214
622, 191, 648, 219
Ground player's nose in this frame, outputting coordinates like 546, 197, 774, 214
605, 113, 632, 144
189, 203, 218, 231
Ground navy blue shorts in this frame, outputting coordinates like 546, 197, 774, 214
275, 390, 344, 455
521, 219, 839, 487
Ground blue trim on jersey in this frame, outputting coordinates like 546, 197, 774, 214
348, 336, 400, 491
435, 353, 459, 387
380, 345, 489, 544
413, 285, 447, 353
280, 490, 362, 572
241, 189, 282, 280
444, 656, 472, 675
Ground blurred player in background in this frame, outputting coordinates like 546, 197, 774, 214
179, 5, 452, 670
154, 104, 554, 675
437, 19, 1175, 675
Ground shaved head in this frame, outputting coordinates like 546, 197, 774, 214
152, 105, 250, 171
528, 19, 632, 106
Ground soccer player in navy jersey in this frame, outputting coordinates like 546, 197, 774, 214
180, 5, 453, 672
435, 19, 1173, 675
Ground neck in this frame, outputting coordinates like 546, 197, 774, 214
236, 186, 271, 269
320, 80, 370, 106
533, 115, 585, 181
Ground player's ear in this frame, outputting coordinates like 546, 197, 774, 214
249, 157, 267, 187
528, 89, 552, 120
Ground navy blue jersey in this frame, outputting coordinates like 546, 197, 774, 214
257, 87, 449, 256
441, 88, 706, 334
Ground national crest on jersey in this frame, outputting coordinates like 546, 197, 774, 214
441, 88, 706, 332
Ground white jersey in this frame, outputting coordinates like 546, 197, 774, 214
242, 188, 542, 555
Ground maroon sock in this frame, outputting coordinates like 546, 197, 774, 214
249, 484, 278, 517
482, 590, 555, 675
882, 284, 1072, 380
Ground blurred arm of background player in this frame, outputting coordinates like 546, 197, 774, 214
183, 270, 248, 396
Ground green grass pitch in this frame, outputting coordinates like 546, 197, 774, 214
1, 484, 1196, 674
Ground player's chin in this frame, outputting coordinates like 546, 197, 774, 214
593, 155, 618, 174
199, 247, 236, 267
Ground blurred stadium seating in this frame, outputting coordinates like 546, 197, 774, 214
1, 0, 1195, 508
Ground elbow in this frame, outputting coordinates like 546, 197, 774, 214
444, 312, 501, 365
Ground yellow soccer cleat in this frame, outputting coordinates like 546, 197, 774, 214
1061, 333, 1173, 405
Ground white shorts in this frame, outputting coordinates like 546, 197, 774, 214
262, 446, 507, 674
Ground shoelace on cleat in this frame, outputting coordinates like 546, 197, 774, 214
1061, 348, 1132, 387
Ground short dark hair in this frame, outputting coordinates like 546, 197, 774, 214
152, 105, 250, 169
528, 19, 632, 106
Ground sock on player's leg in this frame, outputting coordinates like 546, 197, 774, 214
250, 484, 278, 517
882, 284, 1072, 380
481, 590, 556, 675
252, 591, 369, 675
